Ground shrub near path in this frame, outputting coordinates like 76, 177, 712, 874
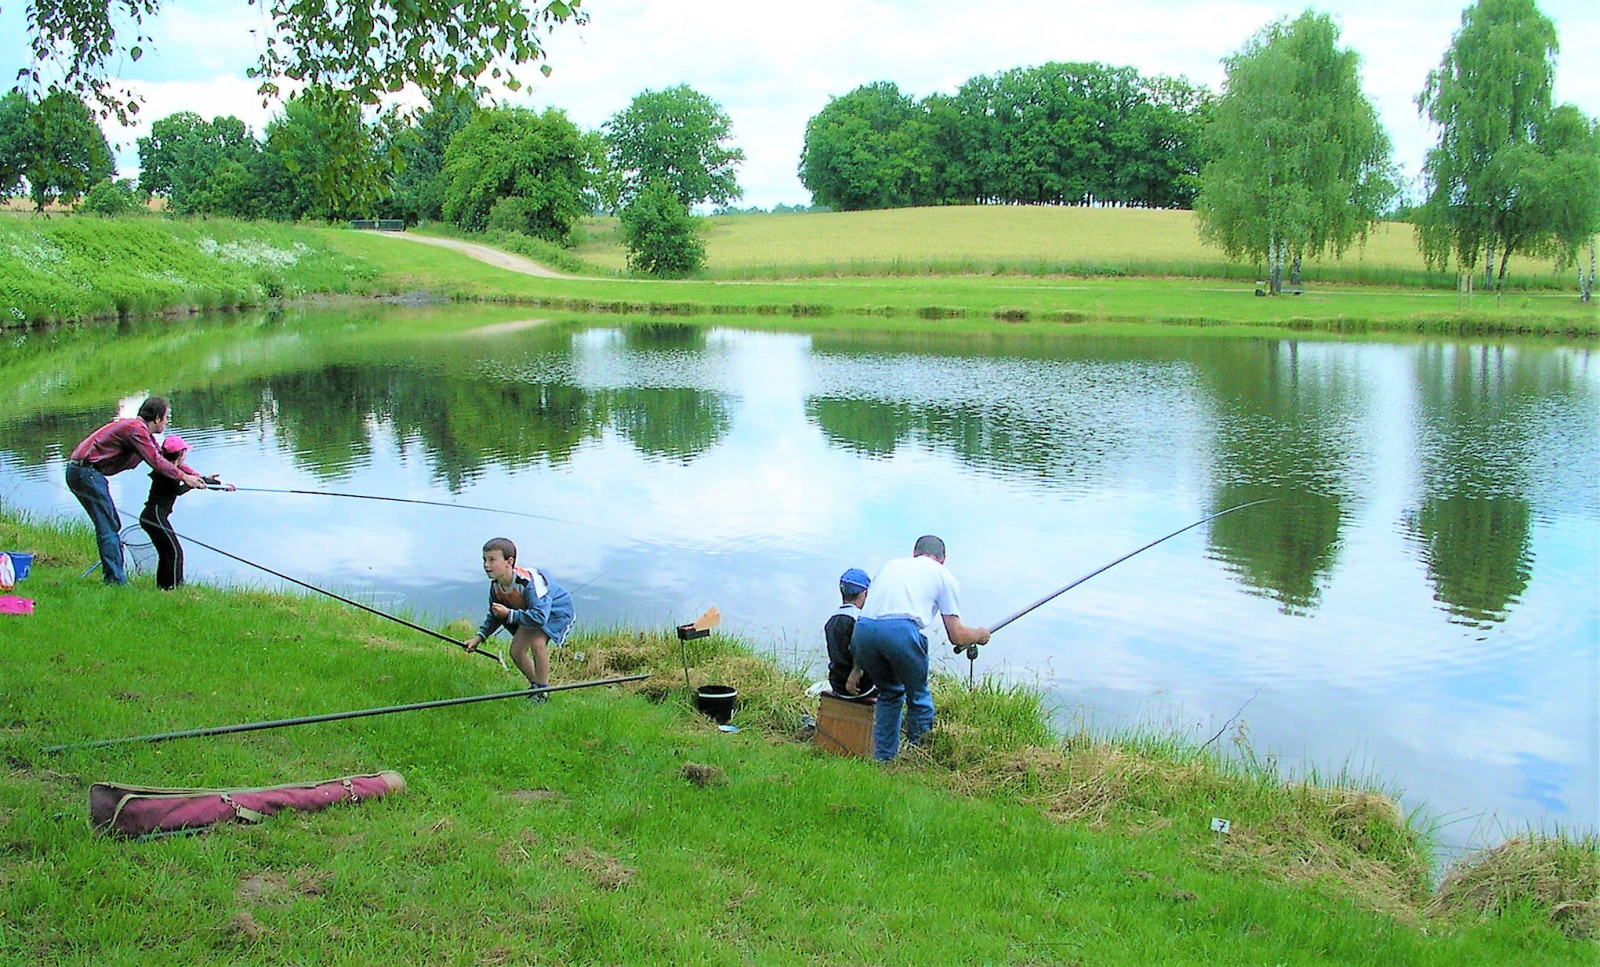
1, 512, 1592, 965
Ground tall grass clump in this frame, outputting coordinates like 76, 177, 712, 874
912, 678, 1434, 914
1429, 832, 1600, 939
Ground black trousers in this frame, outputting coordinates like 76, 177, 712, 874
139, 503, 183, 590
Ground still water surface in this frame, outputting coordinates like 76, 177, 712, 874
2, 306, 1595, 854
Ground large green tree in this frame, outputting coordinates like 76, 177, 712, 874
799, 82, 934, 211
380, 89, 478, 224
440, 105, 588, 242
1194, 12, 1396, 295
260, 87, 393, 221
13, 0, 586, 123
0, 89, 113, 209
136, 111, 258, 214
0, 90, 26, 199
1416, 0, 1600, 289
603, 85, 744, 210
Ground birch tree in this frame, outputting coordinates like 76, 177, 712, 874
1416, 0, 1600, 290
1194, 12, 1396, 294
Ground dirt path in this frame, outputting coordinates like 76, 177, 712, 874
372, 231, 574, 279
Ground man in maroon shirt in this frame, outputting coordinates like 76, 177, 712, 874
65, 397, 205, 584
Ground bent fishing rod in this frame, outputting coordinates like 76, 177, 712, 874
956, 498, 1273, 659
42, 674, 651, 753
169, 526, 508, 670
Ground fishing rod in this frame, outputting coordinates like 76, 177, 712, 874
207, 485, 630, 594
213, 485, 614, 533
42, 674, 651, 753
169, 526, 508, 670
956, 498, 1273, 659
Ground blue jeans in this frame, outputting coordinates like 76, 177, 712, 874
65, 463, 126, 584
849, 617, 934, 761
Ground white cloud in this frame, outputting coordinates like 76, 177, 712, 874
3, 0, 1596, 207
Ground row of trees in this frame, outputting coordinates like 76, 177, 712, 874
6, 0, 1594, 285
800, 65, 1207, 211
796, 1, 1597, 293
0, 80, 744, 272
1194, 0, 1598, 294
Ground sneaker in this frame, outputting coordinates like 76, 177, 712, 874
527, 684, 549, 704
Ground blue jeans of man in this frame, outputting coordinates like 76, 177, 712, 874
849, 616, 933, 761
65, 463, 126, 584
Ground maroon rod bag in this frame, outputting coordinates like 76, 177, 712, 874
90, 771, 405, 837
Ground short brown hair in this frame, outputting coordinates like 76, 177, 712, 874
137, 396, 169, 423
482, 537, 517, 562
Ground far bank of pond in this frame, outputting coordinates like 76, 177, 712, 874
2, 214, 1597, 335
2, 303, 1594, 866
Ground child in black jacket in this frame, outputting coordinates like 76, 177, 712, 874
139, 435, 231, 589
823, 567, 875, 699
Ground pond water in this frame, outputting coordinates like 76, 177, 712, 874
2, 305, 1595, 856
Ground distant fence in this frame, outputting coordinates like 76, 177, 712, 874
349, 219, 405, 231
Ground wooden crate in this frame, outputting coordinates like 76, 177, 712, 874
814, 693, 875, 758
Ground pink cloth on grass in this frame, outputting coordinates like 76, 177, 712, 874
0, 596, 34, 615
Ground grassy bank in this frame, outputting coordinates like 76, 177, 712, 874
343, 226, 1600, 336
0, 214, 383, 325
2, 512, 1593, 965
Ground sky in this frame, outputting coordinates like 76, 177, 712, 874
3, 0, 1597, 209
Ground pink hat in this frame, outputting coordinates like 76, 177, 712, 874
161, 434, 189, 455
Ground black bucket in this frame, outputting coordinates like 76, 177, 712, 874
694, 685, 738, 724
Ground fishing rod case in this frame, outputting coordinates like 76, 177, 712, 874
89, 771, 405, 838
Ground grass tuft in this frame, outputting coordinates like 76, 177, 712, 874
1428, 833, 1600, 939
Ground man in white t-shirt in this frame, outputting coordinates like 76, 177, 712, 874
846, 535, 989, 760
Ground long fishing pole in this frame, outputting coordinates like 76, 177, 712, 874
42, 674, 651, 753
215, 485, 613, 533
169, 527, 508, 670
956, 498, 1272, 658
210, 485, 631, 594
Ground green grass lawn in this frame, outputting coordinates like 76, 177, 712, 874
3, 513, 1592, 965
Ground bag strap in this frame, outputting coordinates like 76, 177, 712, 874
220, 793, 265, 824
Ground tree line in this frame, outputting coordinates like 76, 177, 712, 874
3, 0, 1596, 287
799, 65, 1208, 211
0, 81, 740, 273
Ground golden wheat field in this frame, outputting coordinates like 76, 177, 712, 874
576, 205, 1569, 283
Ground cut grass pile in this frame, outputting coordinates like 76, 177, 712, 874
2, 510, 1594, 965
1428, 834, 1600, 940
